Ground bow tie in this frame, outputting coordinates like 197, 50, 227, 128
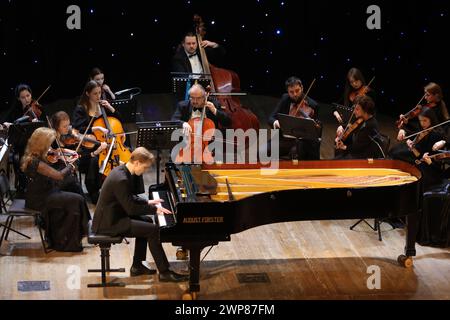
192, 107, 203, 112
188, 52, 198, 58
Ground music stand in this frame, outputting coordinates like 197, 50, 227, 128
111, 98, 138, 123
136, 121, 182, 184
332, 103, 354, 124
8, 121, 46, 150
277, 114, 320, 140
171, 72, 211, 102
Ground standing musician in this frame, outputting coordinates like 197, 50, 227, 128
172, 31, 225, 74
389, 107, 445, 167
335, 95, 381, 159
20, 127, 91, 252
397, 82, 449, 141
89, 67, 116, 101
51, 111, 108, 200
333, 68, 376, 124
268, 76, 321, 160
92, 147, 189, 282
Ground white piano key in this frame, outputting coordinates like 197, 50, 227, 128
152, 191, 167, 227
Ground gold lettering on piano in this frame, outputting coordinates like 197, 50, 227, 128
183, 217, 224, 224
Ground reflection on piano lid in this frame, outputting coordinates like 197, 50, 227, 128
0, 139, 8, 164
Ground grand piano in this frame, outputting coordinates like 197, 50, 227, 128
150, 159, 422, 299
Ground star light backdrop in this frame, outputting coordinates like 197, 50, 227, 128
1, 0, 448, 116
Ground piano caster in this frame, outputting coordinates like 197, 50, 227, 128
397, 255, 413, 268
182, 291, 198, 300
176, 247, 189, 260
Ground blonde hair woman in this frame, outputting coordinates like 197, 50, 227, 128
21, 127, 91, 252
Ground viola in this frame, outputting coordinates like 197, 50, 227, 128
415, 151, 450, 165
61, 127, 99, 149
396, 101, 436, 129
24, 100, 43, 120
349, 85, 370, 103
47, 148, 79, 164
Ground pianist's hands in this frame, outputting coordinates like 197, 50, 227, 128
148, 199, 172, 215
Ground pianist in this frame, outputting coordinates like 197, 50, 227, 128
92, 147, 189, 282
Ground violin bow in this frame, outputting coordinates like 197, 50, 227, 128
398, 93, 427, 124
46, 115, 68, 166
403, 119, 450, 140
74, 116, 95, 153
34, 85, 52, 104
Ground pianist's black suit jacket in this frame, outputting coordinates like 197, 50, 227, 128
92, 165, 156, 236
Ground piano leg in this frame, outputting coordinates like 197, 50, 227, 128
175, 241, 218, 300
399, 210, 418, 268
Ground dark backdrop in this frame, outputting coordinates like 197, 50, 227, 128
1, 0, 448, 116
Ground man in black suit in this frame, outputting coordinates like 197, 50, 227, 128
268, 77, 321, 160
92, 147, 189, 282
172, 83, 231, 133
172, 32, 225, 74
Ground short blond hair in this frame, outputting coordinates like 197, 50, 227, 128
130, 147, 155, 164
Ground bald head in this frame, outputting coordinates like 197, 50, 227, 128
189, 84, 206, 107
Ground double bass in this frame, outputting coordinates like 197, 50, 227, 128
193, 15, 260, 135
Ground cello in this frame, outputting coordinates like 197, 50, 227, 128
92, 101, 131, 177
193, 15, 260, 135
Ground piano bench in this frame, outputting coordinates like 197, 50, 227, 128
87, 225, 126, 288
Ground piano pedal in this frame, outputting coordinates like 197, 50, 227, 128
176, 247, 189, 260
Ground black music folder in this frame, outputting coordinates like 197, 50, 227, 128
277, 113, 320, 140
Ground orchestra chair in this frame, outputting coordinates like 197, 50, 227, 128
0, 172, 49, 253
87, 221, 126, 288
350, 133, 391, 241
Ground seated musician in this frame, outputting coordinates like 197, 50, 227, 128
268, 76, 321, 160
92, 147, 189, 282
20, 127, 91, 252
89, 67, 116, 101
389, 107, 445, 167
72, 80, 125, 204
172, 31, 225, 74
172, 83, 231, 136
50, 111, 108, 197
397, 82, 449, 141
333, 67, 376, 125
335, 95, 381, 159
2, 84, 47, 197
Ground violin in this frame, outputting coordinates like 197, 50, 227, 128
336, 117, 364, 146
47, 148, 79, 164
177, 88, 215, 163
60, 127, 99, 149
24, 100, 43, 120
396, 101, 436, 129
415, 151, 450, 165
408, 129, 431, 158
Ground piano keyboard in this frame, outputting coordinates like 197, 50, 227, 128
151, 191, 176, 227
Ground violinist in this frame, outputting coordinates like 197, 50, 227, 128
397, 82, 449, 141
89, 67, 116, 101
2, 84, 47, 197
20, 127, 90, 252
335, 95, 380, 159
51, 111, 107, 199
172, 84, 231, 134
268, 77, 321, 160
333, 68, 376, 124
172, 31, 225, 74
389, 107, 444, 166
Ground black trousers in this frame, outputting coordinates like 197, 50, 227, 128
124, 216, 170, 273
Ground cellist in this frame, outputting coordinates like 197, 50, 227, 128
72, 80, 122, 203
171, 83, 231, 162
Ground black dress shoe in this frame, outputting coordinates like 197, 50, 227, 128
159, 270, 189, 282
130, 265, 157, 277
